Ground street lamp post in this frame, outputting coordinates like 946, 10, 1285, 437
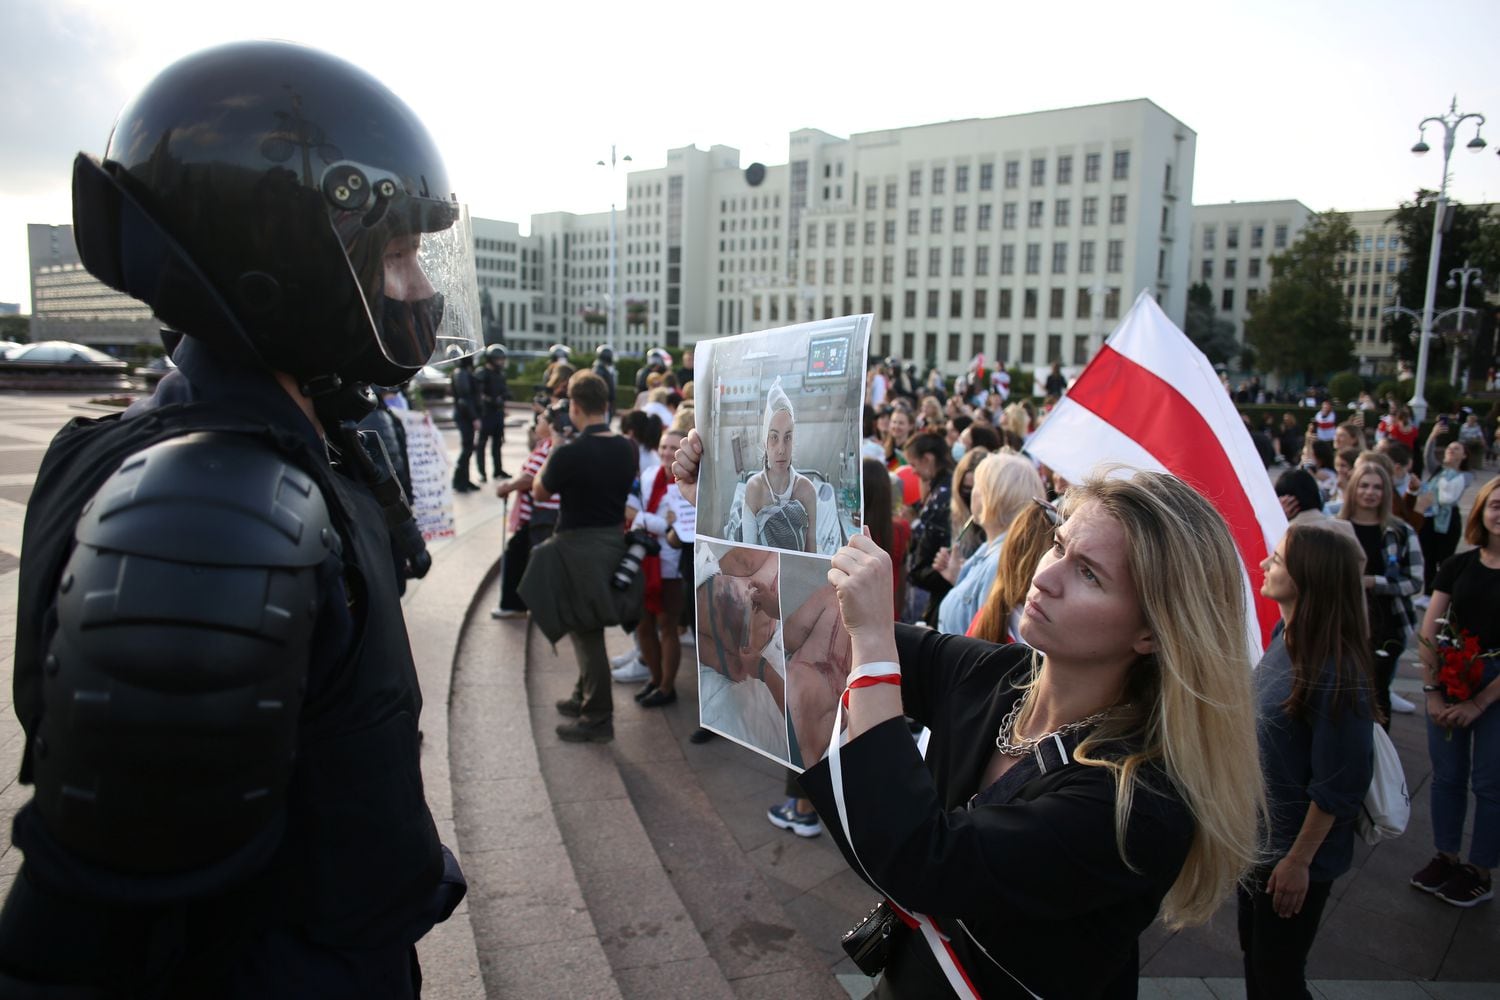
595, 145, 632, 350
1087, 281, 1113, 357
1446, 260, 1484, 388
1407, 98, 1486, 423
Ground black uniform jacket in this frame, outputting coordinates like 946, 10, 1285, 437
799, 628, 1196, 999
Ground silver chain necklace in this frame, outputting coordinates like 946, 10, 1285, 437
994, 697, 1111, 758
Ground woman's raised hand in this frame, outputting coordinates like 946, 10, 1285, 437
672, 428, 704, 506
827, 531, 895, 642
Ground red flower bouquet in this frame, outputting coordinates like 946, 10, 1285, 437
1424, 619, 1498, 738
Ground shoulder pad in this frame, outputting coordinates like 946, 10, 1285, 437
76, 431, 337, 567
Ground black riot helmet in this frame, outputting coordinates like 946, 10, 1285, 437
71, 40, 481, 387
596, 344, 614, 365
548, 344, 570, 362
484, 344, 506, 364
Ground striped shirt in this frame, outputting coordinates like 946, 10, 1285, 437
518, 438, 555, 523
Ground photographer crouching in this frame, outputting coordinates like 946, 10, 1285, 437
520, 371, 640, 743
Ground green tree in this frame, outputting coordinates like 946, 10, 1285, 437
0, 315, 29, 343
1386, 190, 1500, 372
1182, 282, 1239, 365
1245, 211, 1356, 378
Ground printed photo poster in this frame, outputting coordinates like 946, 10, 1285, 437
693, 314, 870, 770
397, 408, 457, 542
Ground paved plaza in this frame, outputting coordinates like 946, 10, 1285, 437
0, 390, 1494, 998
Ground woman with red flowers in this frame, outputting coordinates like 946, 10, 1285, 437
1412, 475, 1500, 908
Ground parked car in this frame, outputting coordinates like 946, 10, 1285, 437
0, 340, 133, 391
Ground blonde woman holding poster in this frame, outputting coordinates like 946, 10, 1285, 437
740, 378, 818, 553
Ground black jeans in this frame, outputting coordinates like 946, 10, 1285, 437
499, 522, 553, 612
476, 411, 505, 477
1237, 867, 1333, 1000
452, 411, 476, 487
1369, 614, 1404, 730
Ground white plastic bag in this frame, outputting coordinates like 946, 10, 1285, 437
1357, 722, 1410, 845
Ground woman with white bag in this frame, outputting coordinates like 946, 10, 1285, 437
1243, 523, 1376, 999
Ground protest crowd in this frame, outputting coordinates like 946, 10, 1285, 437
1, 36, 1496, 1000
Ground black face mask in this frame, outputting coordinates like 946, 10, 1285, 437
379, 292, 444, 368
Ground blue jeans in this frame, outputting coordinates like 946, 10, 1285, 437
1428, 693, 1500, 869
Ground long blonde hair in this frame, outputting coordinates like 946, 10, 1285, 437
1030, 471, 1264, 927
971, 452, 1045, 533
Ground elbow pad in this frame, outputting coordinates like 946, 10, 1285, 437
32, 433, 336, 875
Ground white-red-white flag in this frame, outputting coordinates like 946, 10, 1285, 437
1025, 291, 1285, 656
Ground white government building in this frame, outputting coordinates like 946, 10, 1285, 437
36, 97, 1443, 378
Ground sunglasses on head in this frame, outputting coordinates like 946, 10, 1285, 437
1032, 496, 1063, 528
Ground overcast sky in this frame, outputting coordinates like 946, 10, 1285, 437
4, 0, 1499, 312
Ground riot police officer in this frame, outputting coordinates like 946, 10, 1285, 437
592, 344, 617, 417
635, 346, 671, 394
451, 354, 481, 491
475, 343, 510, 480
0, 41, 472, 997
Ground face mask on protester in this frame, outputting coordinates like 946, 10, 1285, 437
951, 442, 966, 462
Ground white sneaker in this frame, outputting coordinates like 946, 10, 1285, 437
610, 649, 642, 669
611, 659, 650, 683
1390, 691, 1417, 714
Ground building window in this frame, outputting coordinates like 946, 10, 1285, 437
1112, 150, 1130, 180
946, 331, 961, 360
903, 332, 914, 357
977, 204, 993, 231
841, 258, 853, 283
1084, 152, 1101, 183
976, 245, 990, 275
1023, 289, 1038, 319
1104, 287, 1121, 319
1057, 155, 1073, 185
881, 294, 893, 320
1202, 226, 1216, 251
863, 221, 876, 246
805, 259, 816, 283
1106, 240, 1123, 273
954, 205, 967, 232
927, 290, 939, 318
1055, 199, 1070, 227
1248, 257, 1261, 279
955, 164, 969, 193
1274, 224, 1288, 249
886, 182, 898, 208
1025, 243, 1041, 274
908, 209, 921, 235
904, 290, 916, 318
885, 220, 896, 244
1226, 226, 1240, 250
950, 291, 963, 319
1051, 243, 1068, 274
1005, 160, 1019, 188
974, 288, 988, 317
1073, 334, 1089, 365
928, 247, 942, 277
1030, 158, 1046, 186
1000, 245, 1015, 275
845, 221, 856, 245
910, 169, 922, 196
1109, 195, 1127, 225
861, 294, 873, 315
999, 289, 1013, 318
1201, 259, 1213, 280
883, 255, 895, 283
1221, 288, 1234, 311
1047, 333, 1062, 363
1081, 197, 1098, 226
1224, 258, 1238, 279
1002, 202, 1017, 229
1049, 288, 1065, 319
932, 166, 946, 195
1028, 201, 1044, 227
862, 258, 875, 283
1076, 287, 1093, 319
824, 258, 836, 283
826, 222, 837, 246
951, 247, 965, 276
807, 225, 817, 248
979, 163, 994, 191
1251, 225, 1264, 250
1021, 333, 1036, 364
931, 207, 943, 234
865, 185, 878, 210
1079, 241, 1096, 273
905, 248, 918, 278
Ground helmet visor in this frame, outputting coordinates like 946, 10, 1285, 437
329, 164, 481, 371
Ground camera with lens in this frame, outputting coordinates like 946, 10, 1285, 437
612, 528, 660, 590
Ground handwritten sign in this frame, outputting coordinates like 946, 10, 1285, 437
398, 409, 456, 542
